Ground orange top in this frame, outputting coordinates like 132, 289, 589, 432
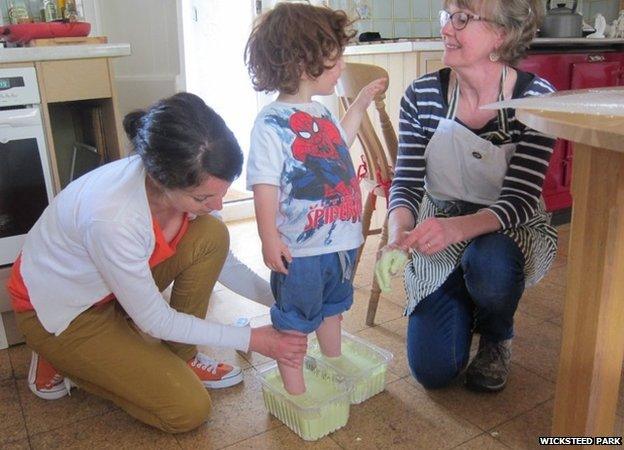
8, 216, 190, 312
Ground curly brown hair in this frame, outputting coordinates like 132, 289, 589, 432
244, 3, 355, 95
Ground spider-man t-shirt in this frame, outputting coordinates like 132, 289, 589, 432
247, 101, 363, 257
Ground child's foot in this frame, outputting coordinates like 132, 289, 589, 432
28, 352, 75, 400
188, 352, 243, 389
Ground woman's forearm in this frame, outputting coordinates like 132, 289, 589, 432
388, 207, 417, 245
448, 209, 502, 242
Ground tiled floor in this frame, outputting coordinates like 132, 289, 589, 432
1, 221, 622, 449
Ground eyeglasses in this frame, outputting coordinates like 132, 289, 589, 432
439, 10, 497, 31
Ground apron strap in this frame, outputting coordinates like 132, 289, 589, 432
446, 66, 510, 138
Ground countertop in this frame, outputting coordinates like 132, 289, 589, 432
345, 37, 624, 55
0, 43, 132, 64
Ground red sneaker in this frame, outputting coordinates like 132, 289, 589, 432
28, 352, 74, 400
188, 352, 243, 389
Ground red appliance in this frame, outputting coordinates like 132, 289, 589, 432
518, 51, 624, 212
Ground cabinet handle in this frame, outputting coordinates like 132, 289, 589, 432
587, 54, 606, 62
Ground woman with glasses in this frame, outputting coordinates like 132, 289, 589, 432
377, 0, 557, 392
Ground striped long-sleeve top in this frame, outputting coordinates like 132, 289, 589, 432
389, 67, 557, 229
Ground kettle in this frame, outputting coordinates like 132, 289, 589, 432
540, 1, 583, 38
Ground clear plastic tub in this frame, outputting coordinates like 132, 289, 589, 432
256, 356, 351, 441
308, 331, 393, 404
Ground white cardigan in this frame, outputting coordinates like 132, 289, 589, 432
21, 155, 251, 351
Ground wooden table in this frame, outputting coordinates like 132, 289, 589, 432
514, 88, 624, 437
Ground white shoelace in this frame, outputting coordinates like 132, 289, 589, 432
193, 353, 220, 374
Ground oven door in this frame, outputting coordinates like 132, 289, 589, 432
0, 106, 54, 266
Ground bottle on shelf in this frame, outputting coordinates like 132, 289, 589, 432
7, 0, 31, 24
62, 0, 77, 21
42, 0, 59, 21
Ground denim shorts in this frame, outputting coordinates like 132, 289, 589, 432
270, 249, 357, 334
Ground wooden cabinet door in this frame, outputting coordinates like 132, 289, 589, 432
570, 61, 621, 89
418, 51, 445, 77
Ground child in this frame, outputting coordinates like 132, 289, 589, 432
245, 2, 386, 395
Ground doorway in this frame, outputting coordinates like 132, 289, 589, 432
181, 0, 264, 221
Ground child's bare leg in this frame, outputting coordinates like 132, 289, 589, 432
278, 330, 306, 395
315, 314, 341, 357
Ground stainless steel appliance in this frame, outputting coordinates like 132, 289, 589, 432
0, 67, 54, 266
540, 1, 583, 38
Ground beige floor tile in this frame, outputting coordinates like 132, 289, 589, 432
405, 363, 554, 431
0, 380, 28, 446
224, 425, 342, 449
206, 289, 269, 327
331, 378, 481, 449
494, 400, 552, 450
176, 368, 281, 449
8, 344, 30, 380
341, 287, 405, 334
453, 433, 510, 449
17, 381, 116, 435
1, 349, 13, 381
2, 438, 31, 450
494, 400, 624, 449
28, 409, 179, 450
512, 321, 562, 383
540, 264, 567, 287
516, 281, 565, 323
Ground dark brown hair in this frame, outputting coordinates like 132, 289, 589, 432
244, 2, 355, 95
124, 92, 243, 188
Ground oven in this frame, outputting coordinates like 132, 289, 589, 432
0, 67, 54, 266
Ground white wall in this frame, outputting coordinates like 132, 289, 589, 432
82, 0, 183, 117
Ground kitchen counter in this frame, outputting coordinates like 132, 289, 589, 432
0, 43, 131, 64
345, 37, 624, 55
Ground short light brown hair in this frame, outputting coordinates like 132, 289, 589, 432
244, 3, 355, 95
443, 0, 543, 66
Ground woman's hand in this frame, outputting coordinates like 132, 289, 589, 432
401, 217, 463, 255
261, 234, 292, 274
249, 325, 307, 368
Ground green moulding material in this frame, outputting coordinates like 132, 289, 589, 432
308, 331, 394, 404
256, 357, 351, 441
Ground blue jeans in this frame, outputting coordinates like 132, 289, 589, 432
270, 249, 356, 334
407, 233, 525, 389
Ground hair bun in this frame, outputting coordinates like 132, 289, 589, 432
123, 110, 146, 141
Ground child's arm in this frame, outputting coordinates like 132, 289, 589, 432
340, 77, 387, 147
253, 184, 292, 274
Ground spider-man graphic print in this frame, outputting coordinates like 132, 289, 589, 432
247, 103, 362, 256
284, 110, 361, 244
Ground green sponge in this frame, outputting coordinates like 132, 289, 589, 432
375, 249, 409, 292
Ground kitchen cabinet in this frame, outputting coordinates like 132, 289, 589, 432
518, 51, 624, 212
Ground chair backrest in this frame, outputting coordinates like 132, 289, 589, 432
336, 62, 397, 187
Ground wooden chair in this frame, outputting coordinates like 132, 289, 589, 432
336, 62, 398, 326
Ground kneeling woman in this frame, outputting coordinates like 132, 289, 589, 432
7, 93, 307, 433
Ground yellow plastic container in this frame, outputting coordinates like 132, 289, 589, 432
308, 331, 393, 404
256, 357, 351, 441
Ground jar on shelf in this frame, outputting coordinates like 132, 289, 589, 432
42, 0, 59, 21
7, 0, 31, 24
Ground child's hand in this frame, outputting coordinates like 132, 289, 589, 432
262, 235, 292, 274
352, 77, 387, 111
